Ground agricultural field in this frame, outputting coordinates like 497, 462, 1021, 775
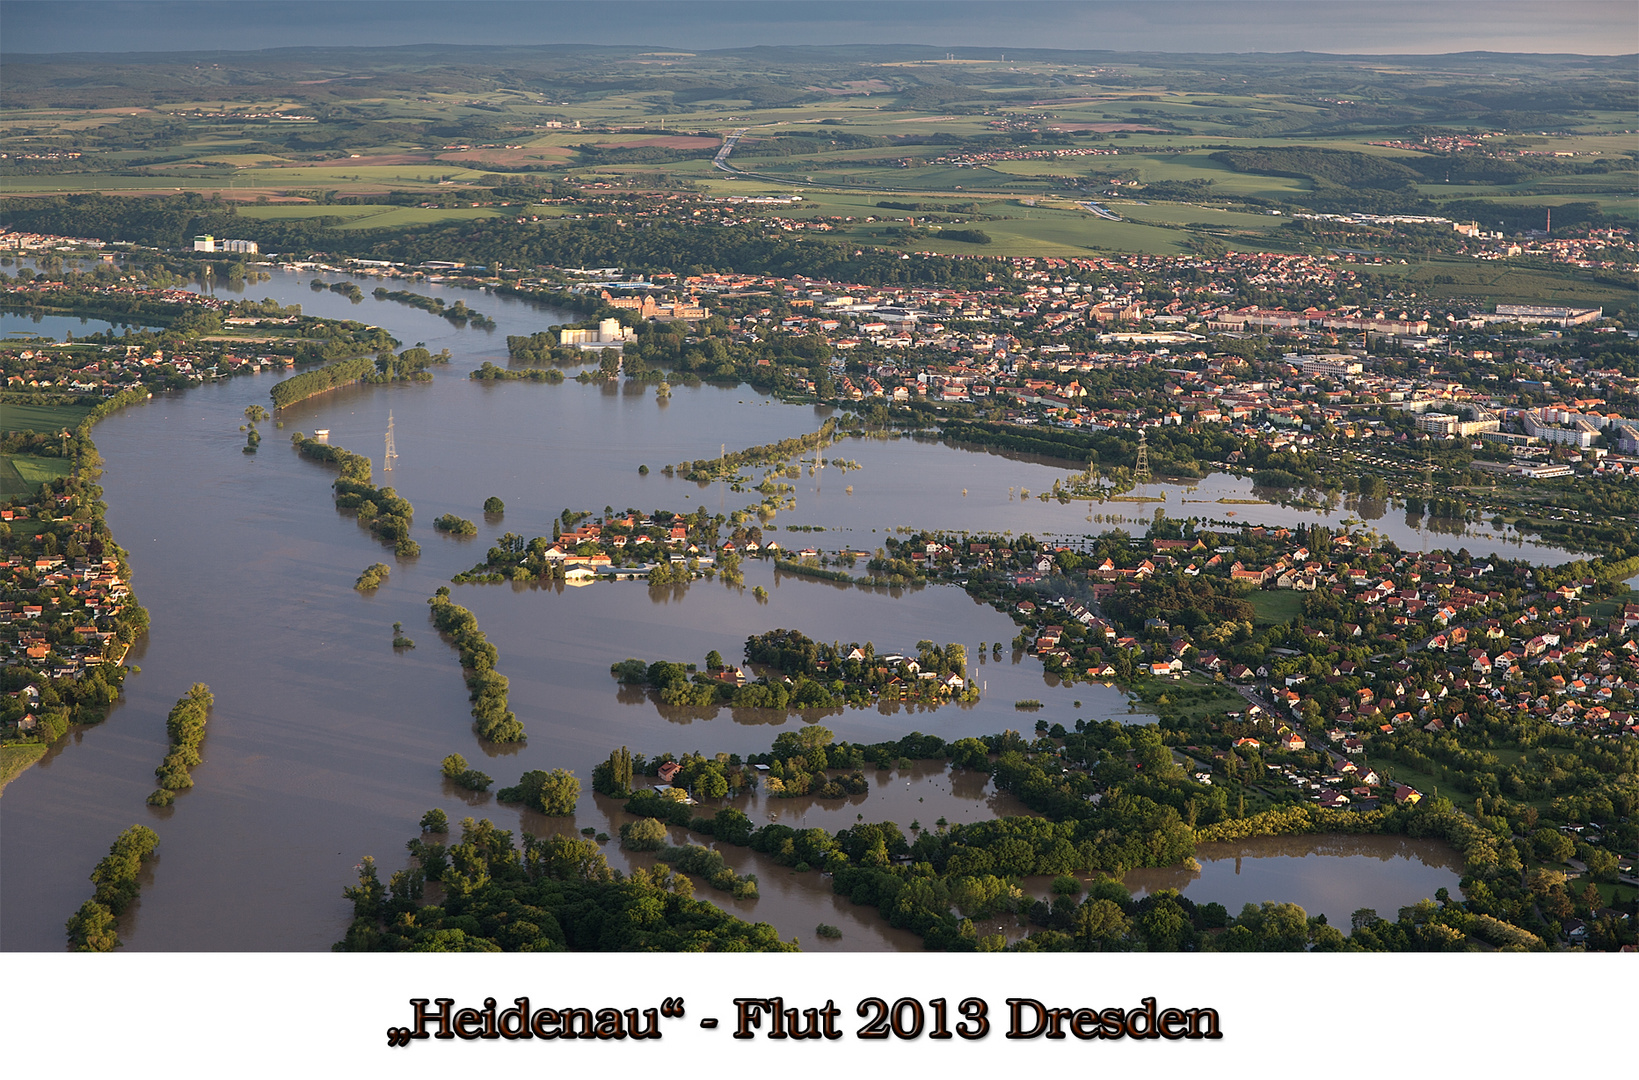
2, 45, 1633, 267
0, 453, 73, 497
235, 205, 505, 229
0, 402, 94, 434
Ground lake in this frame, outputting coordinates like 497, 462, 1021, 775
1, 311, 162, 340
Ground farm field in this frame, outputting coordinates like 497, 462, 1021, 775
0, 402, 94, 434
0, 453, 72, 497
0, 45, 1631, 291
235, 205, 505, 229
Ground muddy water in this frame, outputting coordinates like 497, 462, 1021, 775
1119, 833, 1465, 927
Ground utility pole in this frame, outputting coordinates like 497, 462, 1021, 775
1134, 428, 1151, 485
384, 412, 398, 472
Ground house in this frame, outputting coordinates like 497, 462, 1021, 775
657, 761, 683, 783
1392, 784, 1422, 805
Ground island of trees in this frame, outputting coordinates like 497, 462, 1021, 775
269, 347, 449, 409
610, 630, 978, 713
293, 434, 419, 557
65, 825, 158, 952
146, 683, 213, 806
427, 587, 525, 742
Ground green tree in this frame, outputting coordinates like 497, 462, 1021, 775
1532, 828, 1575, 864
65, 900, 120, 952
536, 769, 580, 815
1073, 897, 1129, 950
593, 746, 635, 797
620, 817, 668, 851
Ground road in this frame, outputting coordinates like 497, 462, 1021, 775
712, 128, 748, 173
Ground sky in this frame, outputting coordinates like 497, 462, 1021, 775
2, 1, 1634, 56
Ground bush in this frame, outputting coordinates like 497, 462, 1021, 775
621, 817, 668, 851
497, 768, 579, 814
483, 497, 505, 514
815, 923, 842, 939
434, 514, 477, 535
420, 808, 449, 833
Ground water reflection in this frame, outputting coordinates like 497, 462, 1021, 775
1120, 833, 1463, 927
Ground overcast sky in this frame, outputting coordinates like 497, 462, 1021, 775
4, 1, 1634, 56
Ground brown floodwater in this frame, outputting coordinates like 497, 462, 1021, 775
1119, 832, 1465, 927
0, 268, 1540, 951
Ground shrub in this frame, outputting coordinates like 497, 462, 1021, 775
621, 817, 668, 851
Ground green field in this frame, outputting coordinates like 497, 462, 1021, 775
0, 453, 73, 496
0, 401, 93, 433
1384, 258, 1636, 308
236, 204, 504, 229
1250, 590, 1305, 627
2, 46, 1633, 270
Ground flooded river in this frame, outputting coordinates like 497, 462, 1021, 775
0, 267, 1508, 949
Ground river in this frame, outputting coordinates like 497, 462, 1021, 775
0, 265, 1528, 950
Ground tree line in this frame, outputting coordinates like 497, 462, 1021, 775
335, 816, 795, 952
64, 825, 158, 951
146, 683, 213, 806
292, 434, 420, 557
427, 588, 525, 743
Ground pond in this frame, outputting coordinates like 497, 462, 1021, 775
1119, 832, 1465, 928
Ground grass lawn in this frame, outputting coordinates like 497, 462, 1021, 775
1137, 672, 1246, 724
1376, 759, 1454, 802
1589, 880, 1638, 908
2, 453, 74, 496
1250, 590, 1305, 627
1584, 589, 1638, 622
0, 743, 47, 793
0, 400, 94, 434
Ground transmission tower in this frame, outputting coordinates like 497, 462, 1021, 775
384, 412, 399, 472
1134, 428, 1151, 485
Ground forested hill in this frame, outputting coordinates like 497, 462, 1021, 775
0, 194, 997, 285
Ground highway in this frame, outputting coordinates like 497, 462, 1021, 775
712, 128, 749, 173
1078, 200, 1123, 221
